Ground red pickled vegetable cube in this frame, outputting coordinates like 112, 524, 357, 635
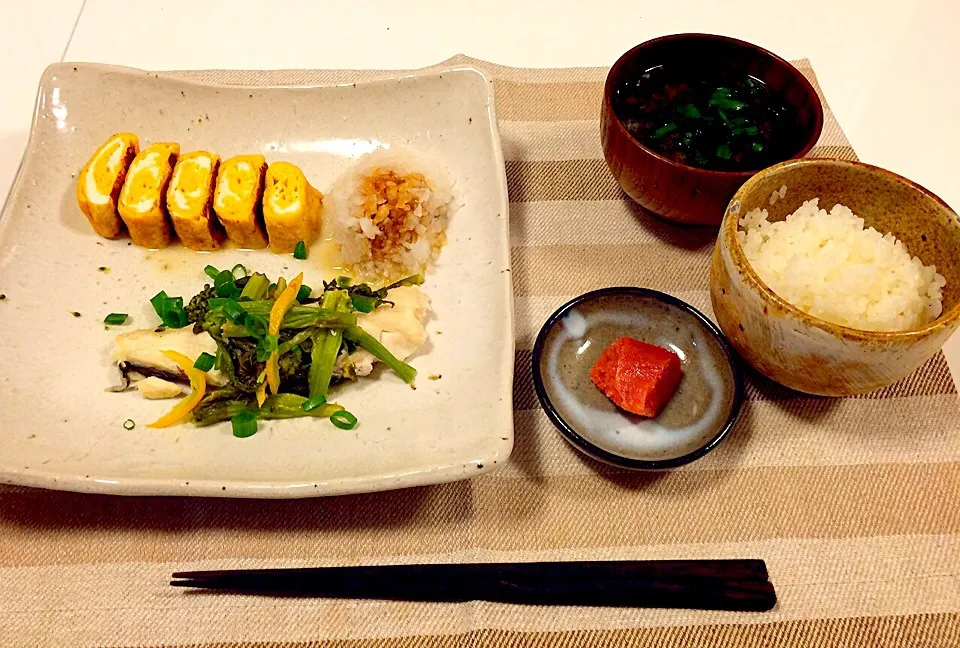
589, 336, 682, 418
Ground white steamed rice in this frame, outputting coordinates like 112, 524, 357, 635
738, 198, 946, 332
327, 148, 456, 286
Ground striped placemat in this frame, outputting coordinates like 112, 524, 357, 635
3, 56, 958, 648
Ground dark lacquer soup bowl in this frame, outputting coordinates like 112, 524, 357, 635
601, 33, 824, 225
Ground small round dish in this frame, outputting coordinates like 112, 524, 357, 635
532, 287, 744, 469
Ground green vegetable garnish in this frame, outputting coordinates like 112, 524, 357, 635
308, 290, 350, 399
716, 145, 732, 160
293, 241, 307, 260
336, 276, 351, 288
296, 284, 312, 302
752, 142, 764, 152
192, 393, 343, 427
231, 411, 258, 438
103, 313, 128, 325
231, 264, 248, 280
343, 326, 417, 384
222, 300, 247, 324
681, 104, 701, 118
204, 265, 220, 280
331, 410, 358, 430
244, 313, 269, 339
652, 123, 677, 139
255, 334, 279, 362
239, 273, 270, 301
193, 352, 216, 372
231, 301, 357, 331
301, 394, 327, 412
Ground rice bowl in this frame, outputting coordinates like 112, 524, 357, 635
738, 198, 946, 332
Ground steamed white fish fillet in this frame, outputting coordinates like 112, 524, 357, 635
340, 285, 431, 377
111, 327, 227, 386
137, 376, 184, 399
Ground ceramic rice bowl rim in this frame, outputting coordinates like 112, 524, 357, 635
723, 158, 960, 342
603, 32, 824, 180
531, 287, 745, 470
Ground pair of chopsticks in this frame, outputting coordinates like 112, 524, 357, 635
172, 559, 776, 611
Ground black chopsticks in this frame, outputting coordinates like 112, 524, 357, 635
172, 559, 776, 611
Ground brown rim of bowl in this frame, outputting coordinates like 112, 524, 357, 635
724, 157, 960, 341
604, 33, 825, 178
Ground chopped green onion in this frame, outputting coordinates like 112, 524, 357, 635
150, 291, 188, 328
216, 283, 240, 299
330, 410, 358, 430
711, 87, 732, 98
293, 241, 307, 260
709, 97, 747, 111
223, 300, 247, 324
193, 352, 216, 372
103, 312, 128, 325
336, 276, 351, 287
731, 126, 760, 136
752, 142, 765, 152
208, 298, 231, 310
204, 265, 220, 280
231, 411, 259, 438
652, 123, 677, 139
681, 104, 701, 118
123, 419, 136, 430
274, 277, 287, 298
231, 264, 248, 280
214, 270, 239, 298
150, 291, 169, 316
301, 395, 328, 412
716, 145, 732, 160
296, 284, 312, 302
351, 295, 378, 313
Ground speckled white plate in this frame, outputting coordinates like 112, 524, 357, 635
0, 63, 513, 498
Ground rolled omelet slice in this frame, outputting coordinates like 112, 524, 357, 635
213, 155, 268, 249
167, 151, 224, 251
263, 161, 323, 253
76, 132, 139, 239
118, 142, 179, 248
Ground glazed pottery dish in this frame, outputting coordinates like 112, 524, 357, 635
601, 33, 823, 225
710, 158, 960, 396
532, 288, 743, 469
0, 63, 513, 497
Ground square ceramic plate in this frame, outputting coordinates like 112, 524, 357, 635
0, 63, 513, 498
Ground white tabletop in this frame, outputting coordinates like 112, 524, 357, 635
4, 0, 960, 377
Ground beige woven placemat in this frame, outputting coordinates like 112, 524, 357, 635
3, 56, 959, 648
